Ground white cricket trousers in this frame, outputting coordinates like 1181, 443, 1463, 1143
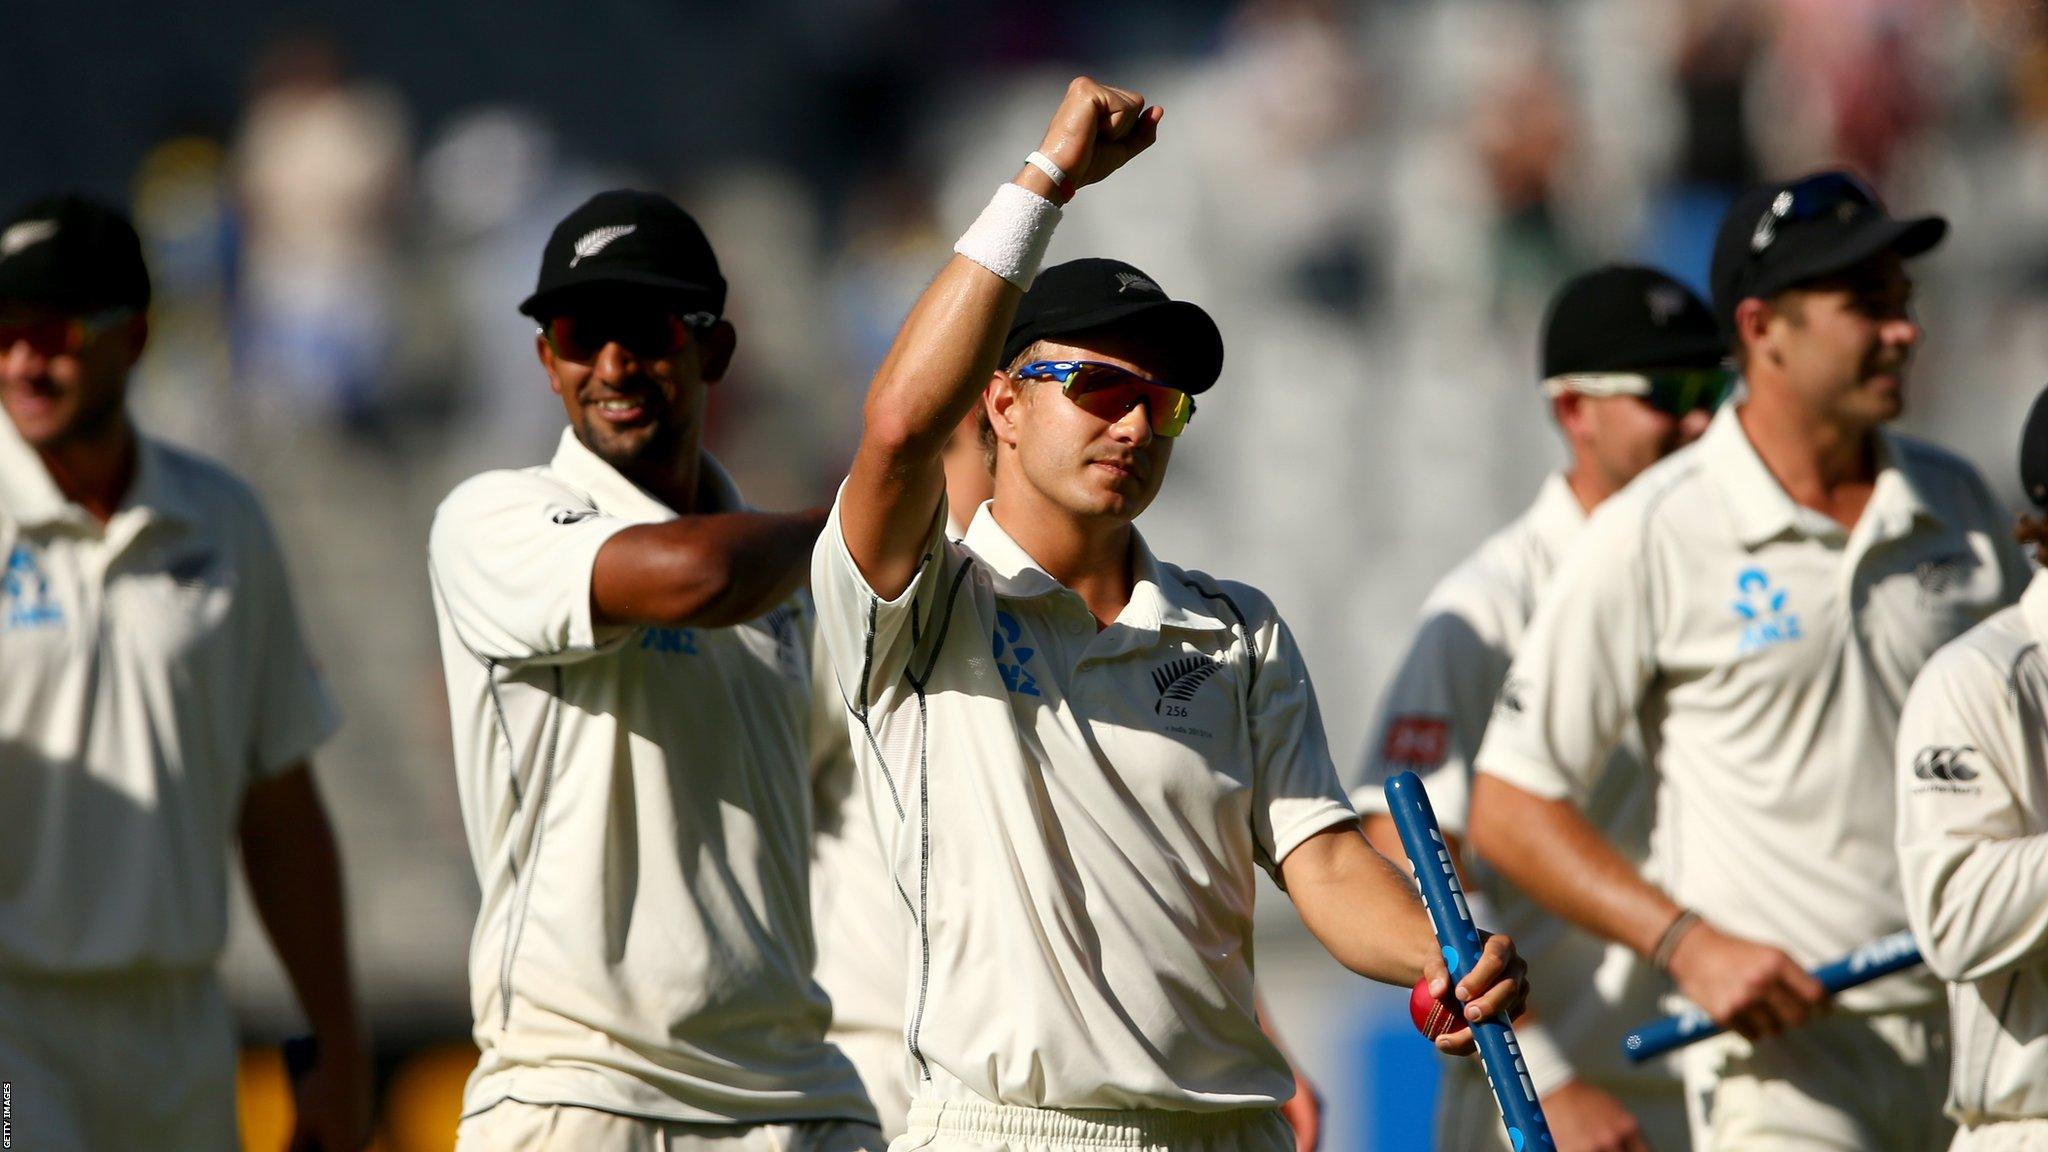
1951, 1119, 2048, 1150
889, 1097, 1291, 1152
0, 968, 239, 1151
455, 1101, 886, 1152
1680, 1005, 1952, 1151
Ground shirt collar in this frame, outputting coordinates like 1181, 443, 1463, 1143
0, 415, 201, 533
1701, 399, 1941, 550
546, 427, 746, 521
1525, 471, 1587, 558
2021, 568, 2048, 646
960, 502, 1231, 633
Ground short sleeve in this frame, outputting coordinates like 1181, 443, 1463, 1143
1895, 639, 2048, 983
427, 471, 635, 665
242, 500, 340, 778
1238, 590, 1357, 878
1350, 602, 1510, 835
1476, 508, 1657, 804
809, 484, 957, 711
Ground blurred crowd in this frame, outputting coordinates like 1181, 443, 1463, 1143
50, 0, 2048, 1074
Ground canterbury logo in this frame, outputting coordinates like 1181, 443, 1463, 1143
1151, 654, 1221, 712
569, 224, 636, 267
1115, 271, 1160, 295
1913, 745, 1978, 783
0, 219, 57, 258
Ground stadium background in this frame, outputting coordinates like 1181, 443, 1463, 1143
8, 0, 2048, 1147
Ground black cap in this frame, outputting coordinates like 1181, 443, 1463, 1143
1710, 169, 1946, 335
1541, 265, 1725, 379
1002, 258, 1224, 393
2020, 385, 2048, 509
0, 194, 151, 314
519, 190, 726, 319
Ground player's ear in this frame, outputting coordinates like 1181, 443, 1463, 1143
535, 331, 566, 398
696, 320, 737, 384
987, 371, 1026, 450
1733, 297, 1775, 368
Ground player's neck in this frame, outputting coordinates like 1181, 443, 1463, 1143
1735, 392, 1878, 526
1562, 460, 1619, 515
989, 488, 1135, 630
37, 417, 138, 524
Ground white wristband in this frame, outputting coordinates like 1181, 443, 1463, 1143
1025, 150, 1067, 186
953, 182, 1062, 290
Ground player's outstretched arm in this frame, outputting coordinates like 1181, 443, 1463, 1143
591, 508, 828, 629
240, 762, 374, 1151
1281, 823, 1527, 1055
840, 76, 1160, 599
1469, 774, 1825, 1039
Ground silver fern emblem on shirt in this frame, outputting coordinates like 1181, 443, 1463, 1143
569, 224, 636, 267
1151, 654, 1221, 713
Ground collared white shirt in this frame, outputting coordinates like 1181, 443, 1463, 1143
1896, 569, 2048, 1125
811, 495, 1356, 1112
1479, 402, 2027, 1013
1350, 472, 1671, 1092
0, 416, 336, 973
428, 429, 872, 1126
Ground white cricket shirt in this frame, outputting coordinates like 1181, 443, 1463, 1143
1350, 472, 1672, 1092
1479, 403, 2026, 1012
1896, 569, 2048, 1125
428, 429, 873, 1126
811, 494, 1358, 1112
0, 416, 337, 973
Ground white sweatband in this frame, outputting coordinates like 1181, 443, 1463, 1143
1025, 150, 1067, 186
1512, 1017, 1577, 1097
953, 183, 1062, 290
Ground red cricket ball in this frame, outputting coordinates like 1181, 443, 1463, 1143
1410, 978, 1470, 1041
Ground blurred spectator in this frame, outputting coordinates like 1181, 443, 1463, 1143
233, 32, 409, 436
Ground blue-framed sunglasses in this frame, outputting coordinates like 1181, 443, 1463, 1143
1013, 359, 1196, 437
1750, 172, 1880, 257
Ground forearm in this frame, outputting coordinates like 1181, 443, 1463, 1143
1468, 774, 1680, 958
240, 768, 365, 1052
593, 507, 826, 628
1285, 825, 1439, 985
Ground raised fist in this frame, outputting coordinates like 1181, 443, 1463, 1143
1033, 77, 1162, 196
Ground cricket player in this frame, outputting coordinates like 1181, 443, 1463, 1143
811, 76, 1527, 1152
0, 193, 369, 1149
1355, 265, 1728, 1152
808, 418, 1326, 1150
1470, 169, 2030, 1151
1894, 385, 2048, 1152
429, 190, 879, 1151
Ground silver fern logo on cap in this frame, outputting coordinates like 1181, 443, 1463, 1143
569, 224, 636, 268
1115, 271, 1160, 295
0, 219, 58, 259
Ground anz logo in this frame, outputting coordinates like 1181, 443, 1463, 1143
639, 626, 699, 656
1733, 567, 1802, 654
991, 611, 1040, 697
3, 543, 63, 631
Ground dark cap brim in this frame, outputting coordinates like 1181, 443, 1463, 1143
1004, 298, 1224, 393
519, 266, 724, 318
1751, 214, 1947, 300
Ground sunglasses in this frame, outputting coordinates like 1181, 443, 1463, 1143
1014, 359, 1196, 438
538, 309, 715, 364
1543, 367, 1737, 417
1750, 172, 1880, 257
0, 309, 135, 358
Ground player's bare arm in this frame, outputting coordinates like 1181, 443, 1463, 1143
1470, 774, 1825, 1039
842, 77, 1160, 597
1280, 823, 1527, 1055
591, 508, 827, 628
239, 762, 374, 1152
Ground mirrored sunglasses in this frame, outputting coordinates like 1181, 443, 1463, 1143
539, 309, 714, 364
0, 309, 134, 358
1014, 359, 1196, 438
1543, 367, 1737, 417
